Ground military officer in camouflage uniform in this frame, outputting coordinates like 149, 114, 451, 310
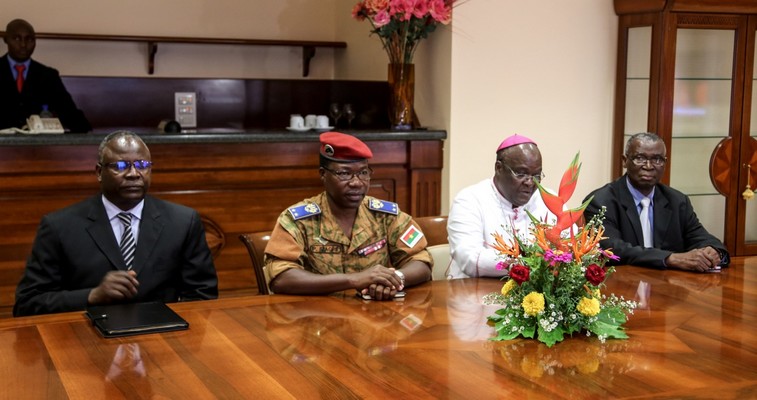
265, 131, 433, 300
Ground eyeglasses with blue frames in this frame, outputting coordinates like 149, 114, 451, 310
323, 167, 373, 182
628, 154, 666, 167
99, 160, 153, 172
502, 163, 544, 183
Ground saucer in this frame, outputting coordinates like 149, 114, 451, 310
286, 126, 311, 132
313, 126, 334, 131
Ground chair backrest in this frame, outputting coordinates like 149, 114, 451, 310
414, 216, 450, 280
414, 216, 448, 246
426, 244, 451, 280
238, 232, 272, 295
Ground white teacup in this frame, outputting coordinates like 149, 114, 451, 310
304, 114, 317, 128
289, 115, 304, 129
316, 115, 330, 129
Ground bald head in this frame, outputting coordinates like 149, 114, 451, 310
4, 19, 36, 62
6, 19, 33, 33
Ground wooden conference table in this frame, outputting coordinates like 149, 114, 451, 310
1, 259, 755, 399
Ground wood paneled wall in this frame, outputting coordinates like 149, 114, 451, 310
62, 77, 391, 131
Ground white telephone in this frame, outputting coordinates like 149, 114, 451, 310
25, 115, 64, 134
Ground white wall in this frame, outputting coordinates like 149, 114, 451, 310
447, 0, 617, 211
0, 0, 342, 78
334, 0, 386, 81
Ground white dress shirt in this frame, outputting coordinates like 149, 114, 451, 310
102, 195, 144, 247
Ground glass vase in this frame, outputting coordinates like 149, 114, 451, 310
388, 63, 415, 130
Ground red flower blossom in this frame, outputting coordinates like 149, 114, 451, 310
585, 264, 606, 286
509, 264, 530, 285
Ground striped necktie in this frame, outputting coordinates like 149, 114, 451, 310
117, 212, 136, 270
15, 64, 25, 93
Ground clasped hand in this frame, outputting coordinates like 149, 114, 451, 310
666, 247, 722, 272
353, 265, 403, 301
88, 270, 140, 305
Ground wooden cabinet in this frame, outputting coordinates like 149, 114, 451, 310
614, 0, 757, 255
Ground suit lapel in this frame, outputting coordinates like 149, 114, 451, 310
132, 197, 163, 274
616, 177, 645, 246
23, 60, 45, 93
0, 56, 20, 97
85, 196, 125, 270
652, 189, 671, 247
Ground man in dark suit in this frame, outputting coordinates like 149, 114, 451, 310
1, 18, 91, 132
584, 132, 729, 272
14, 131, 218, 317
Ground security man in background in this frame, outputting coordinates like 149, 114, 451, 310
1, 18, 91, 132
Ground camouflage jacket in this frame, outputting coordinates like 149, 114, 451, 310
265, 192, 433, 279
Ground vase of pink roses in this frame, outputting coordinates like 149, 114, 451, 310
352, 0, 460, 129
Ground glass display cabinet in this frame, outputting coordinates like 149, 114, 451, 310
613, 0, 757, 256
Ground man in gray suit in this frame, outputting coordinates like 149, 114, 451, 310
583, 132, 728, 272
14, 131, 217, 316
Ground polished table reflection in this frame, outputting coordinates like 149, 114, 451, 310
1, 258, 755, 399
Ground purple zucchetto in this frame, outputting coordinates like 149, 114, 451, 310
496, 134, 537, 152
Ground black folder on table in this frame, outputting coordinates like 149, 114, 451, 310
85, 301, 189, 338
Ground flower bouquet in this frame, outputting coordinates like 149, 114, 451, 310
351, 0, 458, 64
486, 153, 637, 347
351, 0, 461, 128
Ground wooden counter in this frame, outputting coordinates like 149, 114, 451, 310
1, 259, 755, 398
0, 130, 445, 316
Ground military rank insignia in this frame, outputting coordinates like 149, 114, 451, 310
400, 224, 424, 248
368, 198, 398, 215
288, 203, 321, 220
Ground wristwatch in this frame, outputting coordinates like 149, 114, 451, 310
394, 270, 405, 287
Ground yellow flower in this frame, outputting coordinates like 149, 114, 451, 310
522, 292, 545, 316
593, 288, 601, 298
577, 297, 600, 316
501, 280, 516, 296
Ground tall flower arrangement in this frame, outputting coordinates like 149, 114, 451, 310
486, 153, 637, 347
352, 0, 461, 129
351, 0, 458, 64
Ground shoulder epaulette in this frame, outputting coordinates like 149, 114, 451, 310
288, 203, 322, 220
367, 198, 398, 215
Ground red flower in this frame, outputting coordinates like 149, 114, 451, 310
509, 264, 531, 285
585, 264, 606, 286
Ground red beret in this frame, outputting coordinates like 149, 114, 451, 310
319, 131, 373, 162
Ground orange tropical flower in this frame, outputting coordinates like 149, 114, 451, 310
491, 231, 520, 258
533, 153, 592, 250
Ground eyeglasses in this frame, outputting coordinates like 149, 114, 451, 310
323, 167, 373, 182
100, 160, 153, 172
628, 155, 666, 166
504, 164, 544, 183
